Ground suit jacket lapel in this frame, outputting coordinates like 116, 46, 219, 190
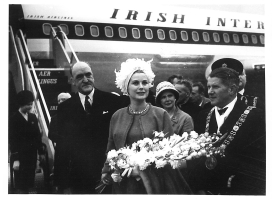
92, 89, 103, 108
209, 111, 218, 134
73, 93, 86, 115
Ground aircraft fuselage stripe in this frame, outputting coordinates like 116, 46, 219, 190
23, 19, 264, 47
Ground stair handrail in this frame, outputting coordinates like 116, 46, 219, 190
12, 28, 55, 173
17, 29, 51, 124
55, 26, 79, 63
9, 26, 24, 90
50, 26, 72, 64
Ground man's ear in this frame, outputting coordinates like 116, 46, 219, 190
229, 84, 238, 95
70, 77, 75, 86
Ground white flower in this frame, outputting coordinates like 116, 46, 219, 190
154, 131, 165, 138
182, 150, 189, 157
182, 132, 189, 139
116, 157, 129, 169
169, 160, 181, 169
107, 149, 118, 160
200, 149, 207, 156
190, 131, 199, 139
155, 159, 168, 169
199, 136, 207, 143
186, 155, 192, 160
191, 143, 201, 151
129, 149, 154, 170
159, 138, 169, 148
190, 151, 198, 158
131, 142, 138, 151
200, 143, 206, 148
180, 144, 191, 151
204, 132, 210, 137
143, 138, 153, 148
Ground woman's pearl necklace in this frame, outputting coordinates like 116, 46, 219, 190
129, 104, 149, 115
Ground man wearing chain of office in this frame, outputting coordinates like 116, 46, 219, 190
185, 59, 265, 195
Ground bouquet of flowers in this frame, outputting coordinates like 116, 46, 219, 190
96, 130, 222, 193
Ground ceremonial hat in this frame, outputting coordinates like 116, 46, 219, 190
211, 58, 243, 75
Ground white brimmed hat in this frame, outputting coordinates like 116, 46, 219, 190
155, 81, 179, 107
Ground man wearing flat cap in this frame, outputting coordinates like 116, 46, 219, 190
211, 58, 264, 110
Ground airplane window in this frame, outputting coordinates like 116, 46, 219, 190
90, 25, 99, 37
169, 30, 177, 40
75, 25, 84, 36
251, 35, 257, 44
59, 24, 69, 35
181, 31, 188, 41
260, 35, 265, 44
157, 29, 165, 40
119, 27, 127, 38
43, 23, 52, 35
105, 26, 114, 37
202, 32, 210, 42
132, 28, 140, 39
145, 29, 153, 39
233, 34, 239, 43
213, 32, 220, 42
223, 33, 230, 43
192, 31, 199, 42
242, 34, 249, 44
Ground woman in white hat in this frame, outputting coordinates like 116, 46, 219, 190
155, 81, 194, 135
100, 58, 192, 194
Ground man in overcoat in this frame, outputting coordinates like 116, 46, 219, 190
55, 61, 121, 194
187, 66, 265, 195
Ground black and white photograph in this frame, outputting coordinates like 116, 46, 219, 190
4, 0, 270, 197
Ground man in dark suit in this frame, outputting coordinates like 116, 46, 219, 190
55, 61, 121, 194
175, 79, 202, 124
187, 67, 265, 195
48, 92, 71, 146
191, 82, 211, 109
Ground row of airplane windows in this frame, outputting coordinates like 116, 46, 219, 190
43, 23, 265, 45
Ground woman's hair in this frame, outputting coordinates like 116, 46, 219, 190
115, 58, 155, 95
17, 90, 34, 106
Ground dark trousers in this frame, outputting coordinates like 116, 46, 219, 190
14, 167, 35, 189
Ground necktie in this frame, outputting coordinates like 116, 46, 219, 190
218, 107, 228, 115
85, 95, 92, 113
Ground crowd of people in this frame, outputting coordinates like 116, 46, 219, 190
9, 57, 265, 195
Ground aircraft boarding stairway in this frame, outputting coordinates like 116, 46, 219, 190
8, 25, 79, 194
